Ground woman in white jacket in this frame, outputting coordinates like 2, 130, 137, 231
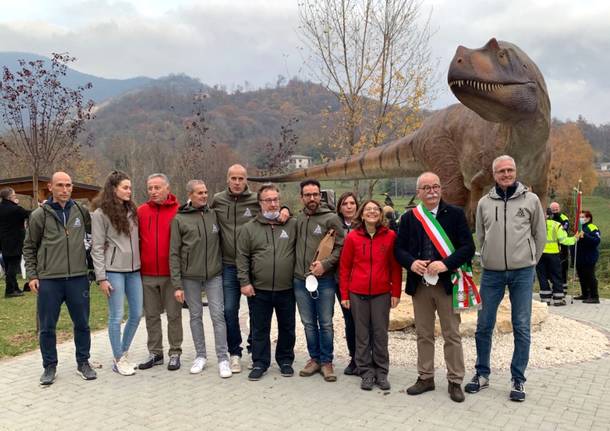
91, 171, 142, 376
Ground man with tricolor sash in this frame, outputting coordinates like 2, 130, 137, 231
466, 155, 546, 403
394, 172, 475, 403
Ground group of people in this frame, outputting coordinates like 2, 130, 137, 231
3, 154, 601, 404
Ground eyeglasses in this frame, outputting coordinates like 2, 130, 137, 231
363, 207, 381, 213
260, 198, 280, 204
418, 184, 441, 192
302, 193, 320, 199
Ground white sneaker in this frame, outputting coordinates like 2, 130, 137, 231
122, 352, 137, 370
219, 360, 233, 378
114, 355, 136, 376
230, 355, 241, 373
190, 357, 207, 374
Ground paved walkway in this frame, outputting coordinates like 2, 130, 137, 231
1, 298, 610, 431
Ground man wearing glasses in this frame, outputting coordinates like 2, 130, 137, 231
294, 179, 344, 382
394, 172, 475, 403
236, 184, 297, 381
465, 155, 546, 402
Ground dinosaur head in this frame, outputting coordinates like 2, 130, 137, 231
447, 38, 549, 123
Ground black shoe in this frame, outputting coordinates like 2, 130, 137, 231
361, 376, 375, 391
5, 290, 24, 298
138, 353, 164, 370
510, 380, 526, 402
464, 374, 489, 394
583, 298, 600, 304
406, 377, 435, 395
280, 364, 294, 377
167, 354, 181, 371
376, 376, 391, 391
343, 359, 358, 376
248, 367, 267, 381
448, 382, 465, 402
77, 362, 97, 380
573, 295, 586, 300
40, 366, 56, 386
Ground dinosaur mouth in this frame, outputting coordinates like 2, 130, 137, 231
449, 79, 534, 93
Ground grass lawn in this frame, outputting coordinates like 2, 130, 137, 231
0, 278, 108, 358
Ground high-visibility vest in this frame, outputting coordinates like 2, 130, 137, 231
544, 219, 575, 254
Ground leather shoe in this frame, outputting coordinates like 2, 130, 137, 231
406, 377, 435, 395
583, 298, 600, 304
448, 382, 465, 402
573, 295, 586, 300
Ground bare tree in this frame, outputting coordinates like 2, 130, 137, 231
299, 0, 435, 196
0, 53, 94, 200
259, 117, 300, 175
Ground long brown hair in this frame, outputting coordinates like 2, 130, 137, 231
336, 191, 359, 221
354, 199, 386, 230
92, 171, 138, 235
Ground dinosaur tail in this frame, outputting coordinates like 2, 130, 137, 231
249, 133, 424, 183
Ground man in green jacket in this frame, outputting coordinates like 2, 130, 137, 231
169, 180, 231, 378
23, 172, 97, 386
237, 184, 297, 381
211, 164, 289, 373
294, 179, 344, 382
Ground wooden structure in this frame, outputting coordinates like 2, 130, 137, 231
0, 176, 100, 202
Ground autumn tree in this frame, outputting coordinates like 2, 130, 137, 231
0, 53, 94, 200
548, 122, 598, 205
298, 0, 435, 196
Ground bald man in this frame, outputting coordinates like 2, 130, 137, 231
23, 172, 97, 386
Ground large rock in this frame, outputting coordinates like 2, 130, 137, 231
389, 292, 549, 336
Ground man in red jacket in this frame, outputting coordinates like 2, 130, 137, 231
137, 173, 182, 371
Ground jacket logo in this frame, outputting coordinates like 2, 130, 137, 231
212, 224, 218, 233
516, 208, 525, 217
313, 224, 322, 235
74, 217, 81, 227
279, 229, 289, 239
244, 208, 252, 217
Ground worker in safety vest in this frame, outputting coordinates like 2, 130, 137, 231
549, 202, 570, 288
536, 208, 577, 306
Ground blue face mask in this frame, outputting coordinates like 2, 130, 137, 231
263, 211, 280, 220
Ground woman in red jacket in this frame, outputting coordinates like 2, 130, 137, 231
339, 199, 402, 391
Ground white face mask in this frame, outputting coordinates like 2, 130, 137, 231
263, 211, 280, 220
579, 217, 588, 224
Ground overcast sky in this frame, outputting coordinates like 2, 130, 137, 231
1, 0, 609, 124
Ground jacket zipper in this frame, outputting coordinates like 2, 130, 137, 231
271, 225, 276, 291
233, 197, 238, 259
527, 238, 534, 261
44, 247, 48, 270
202, 212, 209, 280
110, 247, 117, 266
156, 207, 160, 275
369, 235, 374, 295
129, 228, 134, 271
303, 216, 310, 274
503, 200, 508, 270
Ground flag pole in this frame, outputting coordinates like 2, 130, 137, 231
570, 180, 583, 303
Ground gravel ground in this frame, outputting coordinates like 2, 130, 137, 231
280, 303, 610, 370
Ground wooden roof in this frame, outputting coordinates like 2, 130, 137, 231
0, 176, 101, 202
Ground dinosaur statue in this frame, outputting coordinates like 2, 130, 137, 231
250, 38, 551, 224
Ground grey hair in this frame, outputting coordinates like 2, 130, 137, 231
147, 173, 170, 185
492, 155, 516, 173
257, 183, 280, 201
186, 179, 206, 194
415, 172, 440, 189
0, 187, 15, 200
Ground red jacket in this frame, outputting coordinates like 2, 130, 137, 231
138, 194, 179, 276
339, 226, 402, 300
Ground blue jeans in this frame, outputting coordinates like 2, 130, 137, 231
222, 264, 251, 356
107, 271, 143, 359
294, 276, 335, 364
475, 266, 535, 383
38, 275, 91, 368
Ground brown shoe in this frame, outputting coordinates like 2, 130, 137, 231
321, 363, 337, 382
299, 359, 321, 377
406, 377, 435, 395
448, 382, 465, 402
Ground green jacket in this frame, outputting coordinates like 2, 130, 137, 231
210, 187, 259, 265
23, 200, 91, 280
295, 206, 344, 280
169, 203, 222, 288
236, 214, 297, 291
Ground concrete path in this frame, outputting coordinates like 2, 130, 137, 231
1, 298, 609, 431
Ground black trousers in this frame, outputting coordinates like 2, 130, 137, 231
536, 253, 564, 303
3, 255, 22, 295
559, 246, 569, 286
250, 288, 296, 370
335, 287, 356, 359
576, 263, 599, 300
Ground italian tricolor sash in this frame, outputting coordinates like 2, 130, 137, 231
412, 203, 481, 312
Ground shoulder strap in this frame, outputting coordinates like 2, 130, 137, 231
74, 201, 92, 235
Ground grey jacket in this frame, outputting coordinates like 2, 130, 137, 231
91, 208, 141, 281
476, 182, 546, 271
